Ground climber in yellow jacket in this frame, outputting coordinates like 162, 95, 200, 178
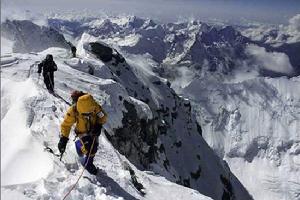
58, 90, 107, 175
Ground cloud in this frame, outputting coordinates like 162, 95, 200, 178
287, 14, 300, 41
288, 14, 300, 32
275, 13, 300, 43
241, 13, 300, 46
168, 66, 196, 93
1, 6, 48, 26
246, 44, 294, 76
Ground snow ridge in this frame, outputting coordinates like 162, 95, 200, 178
1, 48, 213, 200
1, 40, 251, 200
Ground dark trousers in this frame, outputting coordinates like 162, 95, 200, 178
43, 72, 54, 92
75, 136, 98, 175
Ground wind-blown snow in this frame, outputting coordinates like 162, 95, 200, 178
169, 66, 196, 93
1, 78, 53, 186
288, 14, 300, 33
1, 37, 14, 55
246, 44, 294, 75
287, 14, 300, 42
1, 7, 48, 27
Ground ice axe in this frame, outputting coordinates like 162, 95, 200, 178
44, 146, 64, 162
44, 146, 61, 157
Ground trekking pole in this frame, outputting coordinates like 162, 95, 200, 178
47, 72, 55, 92
60, 151, 64, 161
44, 146, 61, 157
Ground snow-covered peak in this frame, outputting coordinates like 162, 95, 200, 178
181, 74, 300, 200
1, 20, 69, 53
41, 14, 299, 77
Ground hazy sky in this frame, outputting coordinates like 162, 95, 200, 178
2, 0, 300, 24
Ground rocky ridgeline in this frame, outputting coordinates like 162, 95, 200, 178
82, 42, 252, 200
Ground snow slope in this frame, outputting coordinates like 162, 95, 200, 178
1, 48, 213, 200
1, 78, 53, 186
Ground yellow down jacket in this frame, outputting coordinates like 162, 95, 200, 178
60, 94, 107, 138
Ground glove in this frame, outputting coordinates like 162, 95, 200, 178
58, 136, 69, 154
91, 123, 102, 136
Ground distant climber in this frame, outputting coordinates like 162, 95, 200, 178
38, 54, 57, 93
71, 46, 77, 58
58, 91, 107, 175
67, 42, 77, 57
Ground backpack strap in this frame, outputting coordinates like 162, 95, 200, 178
72, 103, 80, 140
72, 104, 79, 122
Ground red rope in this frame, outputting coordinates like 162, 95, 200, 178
62, 136, 97, 200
